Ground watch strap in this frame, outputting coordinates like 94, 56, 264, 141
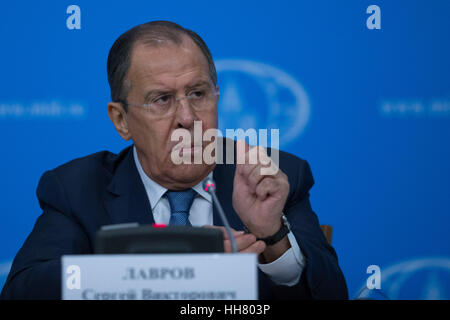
245, 215, 290, 246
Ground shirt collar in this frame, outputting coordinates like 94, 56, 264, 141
133, 146, 212, 210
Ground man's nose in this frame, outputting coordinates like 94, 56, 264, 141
174, 99, 196, 129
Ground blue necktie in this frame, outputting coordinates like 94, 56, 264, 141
166, 189, 197, 226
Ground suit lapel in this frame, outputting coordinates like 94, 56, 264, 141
103, 146, 155, 226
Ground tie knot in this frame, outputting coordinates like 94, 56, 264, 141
166, 189, 197, 220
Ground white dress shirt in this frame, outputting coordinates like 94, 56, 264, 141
133, 146, 305, 286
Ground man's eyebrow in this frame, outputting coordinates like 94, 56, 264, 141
186, 80, 211, 89
143, 80, 212, 102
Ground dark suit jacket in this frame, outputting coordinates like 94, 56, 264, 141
1, 145, 348, 299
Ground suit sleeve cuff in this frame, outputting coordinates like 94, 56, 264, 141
257, 231, 305, 286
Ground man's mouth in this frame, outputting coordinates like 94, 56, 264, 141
172, 143, 203, 155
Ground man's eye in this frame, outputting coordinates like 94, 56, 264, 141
154, 95, 171, 105
189, 90, 205, 99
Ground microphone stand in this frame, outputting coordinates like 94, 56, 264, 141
203, 178, 238, 253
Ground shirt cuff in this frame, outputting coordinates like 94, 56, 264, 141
257, 231, 305, 286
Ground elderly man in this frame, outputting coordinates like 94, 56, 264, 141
1, 21, 347, 299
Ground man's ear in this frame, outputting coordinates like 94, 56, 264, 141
107, 102, 132, 141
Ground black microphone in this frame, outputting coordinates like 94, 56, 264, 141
203, 178, 238, 253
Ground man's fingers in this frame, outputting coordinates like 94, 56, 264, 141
223, 233, 258, 252
236, 142, 279, 182
236, 140, 251, 166
236, 143, 258, 178
255, 177, 279, 201
247, 164, 277, 193
236, 142, 269, 171
202, 225, 267, 255
239, 240, 266, 254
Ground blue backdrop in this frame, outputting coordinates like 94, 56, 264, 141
1, 0, 449, 299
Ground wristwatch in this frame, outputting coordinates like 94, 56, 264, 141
245, 214, 291, 246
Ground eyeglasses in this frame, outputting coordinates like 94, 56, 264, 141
119, 84, 219, 116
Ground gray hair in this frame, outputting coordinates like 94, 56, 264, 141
106, 20, 217, 111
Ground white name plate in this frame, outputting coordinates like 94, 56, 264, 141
62, 253, 257, 300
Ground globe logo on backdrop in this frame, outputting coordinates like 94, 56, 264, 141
215, 59, 310, 147
356, 257, 450, 300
